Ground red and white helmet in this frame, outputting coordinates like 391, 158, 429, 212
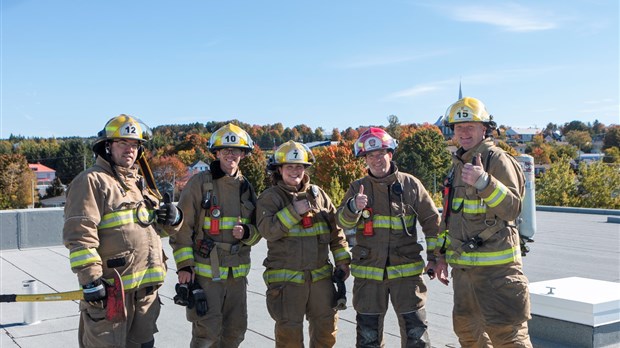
353, 127, 398, 157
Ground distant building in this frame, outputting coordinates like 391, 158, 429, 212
188, 160, 209, 174
29, 163, 56, 185
578, 153, 605, 163
505, 127, 543, 143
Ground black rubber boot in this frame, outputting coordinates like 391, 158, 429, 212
356, 313, 382, 348
140, 338, 155, 348
401, 309, 431, 348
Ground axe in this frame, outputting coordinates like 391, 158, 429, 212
0, 269, 127, 322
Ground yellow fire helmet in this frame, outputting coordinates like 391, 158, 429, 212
92, 114, 152, 157
267, 140, 315, 171
208, 123, 255, 154
444, 97, 493, 126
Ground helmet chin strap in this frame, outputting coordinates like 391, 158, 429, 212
137, 152, 163, 200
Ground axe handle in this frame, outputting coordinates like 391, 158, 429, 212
0, 290, 83, 303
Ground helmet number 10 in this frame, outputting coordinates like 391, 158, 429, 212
224, 134, 237, 144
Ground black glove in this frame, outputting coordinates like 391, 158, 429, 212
156, 192, 181, 226
173, 283, 191, 306
83, 278, 107, 304
188, 282, 208, 316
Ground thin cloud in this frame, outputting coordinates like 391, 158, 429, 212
387, 65, 569, 101
444, 3, 557, 32
337, 50, 447, 69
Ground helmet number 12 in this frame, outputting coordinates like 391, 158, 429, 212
124, 125, 137, 134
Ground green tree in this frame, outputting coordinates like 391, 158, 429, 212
386, 115, 402, 141
536, 158, 578, 207
565, 130, 592, 153
44, 177, 66, 198
0, 154, 37, 209
603, 147, 620, 163
603, 125, 620, 150
395, 128, 451, 194
56, 139, 91, 184
576, 161, 620, 209
562, 120, 589, 134
239, 146, 268, 195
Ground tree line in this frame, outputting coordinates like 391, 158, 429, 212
1, 118, 618, 210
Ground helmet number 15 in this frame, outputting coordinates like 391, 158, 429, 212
456, 111, 469, 119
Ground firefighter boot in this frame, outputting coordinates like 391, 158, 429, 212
399, 309, 431, 348
356, 313, 382, 348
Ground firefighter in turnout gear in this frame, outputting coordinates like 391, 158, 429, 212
168, 123, 262, 347
437, 97, 532, 347
63, 114, 182, 348
336, 127, 441, 348
256, 140, 351, 348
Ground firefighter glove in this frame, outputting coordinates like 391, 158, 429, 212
83, 278, 107, 304
156, 192, 182, 226
188, 282, 208, 316
173, 283, 191, 306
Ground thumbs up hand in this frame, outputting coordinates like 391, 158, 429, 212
232, 216, 246, 239
462, 153, 489, 189
354, 184, 368, 211
156, 192, 182, 226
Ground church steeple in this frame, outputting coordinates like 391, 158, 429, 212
458, 80, 463, 99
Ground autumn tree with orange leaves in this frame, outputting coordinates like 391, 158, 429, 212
149, 155, 189, 200
310, 141, 366, 206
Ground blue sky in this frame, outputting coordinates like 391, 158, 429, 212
1, 0, 618, 138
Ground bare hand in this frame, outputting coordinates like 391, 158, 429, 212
462, 153, 485, 186
178, 270, 194, 284
426, 258, 449, 286
232, 216, 245, 239
355, 185, 368, 211
293, 195, 312, 215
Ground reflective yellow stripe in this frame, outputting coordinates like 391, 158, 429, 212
276, 206, 298, 230
452, 198, 487, 214
484, 183, 508, 208
386, 261, 425, 278
70, 248, 101, 268
106, 266, 166, 291
173, 247, 194, 264
352, 261, 424, 281
337, 211, 359, 229
99, 208, 155, 229
194, 262, 250, 279
203, 216, 250, 230
262, 264, 332, 285
351, 265, 383, 281
446, 245, 520, 266
332, 247, 351, 262
287, 221, 330, 237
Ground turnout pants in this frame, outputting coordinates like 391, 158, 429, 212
79, 287, 160, 348
265, 276, 338, 348
188, 275, 248, 348
352, 276, 430, 348
452, 265, 532, 348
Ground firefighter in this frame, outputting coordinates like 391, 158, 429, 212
168, 123, 262, 347
436, 97, 531, 347
256, 140, 351, 348
63, 114, 182, 348
336, 127, 441, 348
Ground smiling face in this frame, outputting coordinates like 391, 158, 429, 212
109, 139, 140, 168
453, 122, 487, 151
279, 164, 306, 187
216, 147, 246, 175
364, 149, 392, 178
